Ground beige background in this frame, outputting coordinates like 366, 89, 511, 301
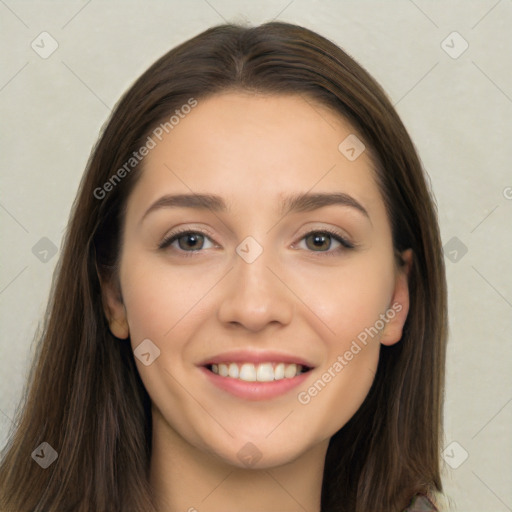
1, 1, 511, 510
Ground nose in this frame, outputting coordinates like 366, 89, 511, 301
217, 244, 294, 332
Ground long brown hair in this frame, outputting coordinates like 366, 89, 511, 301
0, 21, 447, 512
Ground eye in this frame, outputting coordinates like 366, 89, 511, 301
159, 229, 216, 254
295, 229, 354, 255
159, 227, 355, 257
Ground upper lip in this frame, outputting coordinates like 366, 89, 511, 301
198, 350, 315, 369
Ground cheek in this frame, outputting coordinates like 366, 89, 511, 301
291, 254, 396, 345
119, 257, 210, 418
119, 251, 211, 343
297, 257, 395, 433
294, 265, 390, 437
121, 276, 173, 343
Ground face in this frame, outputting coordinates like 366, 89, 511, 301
102, 92, 410, 469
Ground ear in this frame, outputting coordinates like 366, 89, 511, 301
98, 272, 130, 340
380, 249, 412, 346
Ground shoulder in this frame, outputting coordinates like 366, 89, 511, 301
403, 493, 439, 512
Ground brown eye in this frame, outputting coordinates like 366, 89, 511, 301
159, 230, 215, 253
305, 232, 333, 251
176, 232, 205, 251
296, 229, 354, 256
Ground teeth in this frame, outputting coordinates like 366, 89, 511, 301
274, 363, 285, 380
284, 363, 298, 378
210, 362, 305, 381
256, 363, 274, 382
228, 363, 239, 378
218, 363, 228, 377
239, 363, 257, 381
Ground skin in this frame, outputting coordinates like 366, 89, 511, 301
102, 92, 412, 512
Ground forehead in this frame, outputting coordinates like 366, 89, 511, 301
127, 92, 383, 218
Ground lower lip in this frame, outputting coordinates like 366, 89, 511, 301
199, 366, 312, 401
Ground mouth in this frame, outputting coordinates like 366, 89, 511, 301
204, 361, 313, 382
197, 350, 316, 400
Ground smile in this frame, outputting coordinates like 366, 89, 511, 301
207, 362, 310, 382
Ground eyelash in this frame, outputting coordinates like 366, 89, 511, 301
158, 227, 355, 257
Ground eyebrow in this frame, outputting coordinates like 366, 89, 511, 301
141, 191, 370, 222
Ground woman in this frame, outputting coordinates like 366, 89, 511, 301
0, 21, 447, 512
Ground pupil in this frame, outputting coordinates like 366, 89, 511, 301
182, 233, 202, 250
311, 233, 329, 250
